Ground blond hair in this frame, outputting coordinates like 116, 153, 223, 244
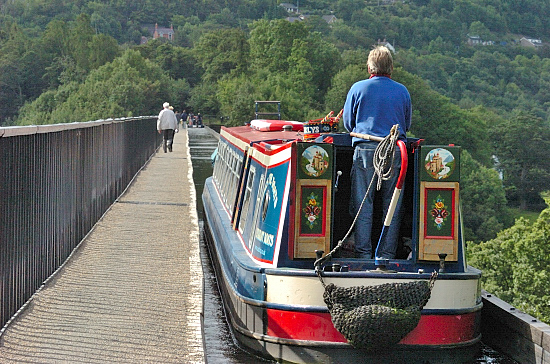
367, 46, 393, 75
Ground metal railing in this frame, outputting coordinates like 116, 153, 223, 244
0, 117, 161, 329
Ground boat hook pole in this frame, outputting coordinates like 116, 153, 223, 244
374, 139, 407, 266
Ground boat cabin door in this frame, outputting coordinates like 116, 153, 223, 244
417, 145, 461, 262
289, 142, 333, 259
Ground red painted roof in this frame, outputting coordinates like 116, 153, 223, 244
222, 125, 304, 145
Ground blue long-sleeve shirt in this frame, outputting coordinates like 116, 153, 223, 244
343, 76, 412, 146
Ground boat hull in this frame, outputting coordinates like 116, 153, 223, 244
202, 181, 481, 363
202, 126, 482, 363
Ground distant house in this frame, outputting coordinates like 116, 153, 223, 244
467, 34, 482, 46
377, 39, 395, 53
322, 15, 338, 24
287, 14, 339, 25
280, 3, 298, 13
285, 16, 301, 23
520, 37, 543, 49
467, 34, 495, 46
153, 23, 174, 40
141, 23, 174, 44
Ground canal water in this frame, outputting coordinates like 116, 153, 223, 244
187, 127, 517, 364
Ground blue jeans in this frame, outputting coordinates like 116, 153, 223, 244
350, 143, 404, 259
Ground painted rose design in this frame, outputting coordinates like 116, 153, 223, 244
430, 195, 449, 230
303, 192, 321, 229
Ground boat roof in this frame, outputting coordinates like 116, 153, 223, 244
221, 123, 304, 146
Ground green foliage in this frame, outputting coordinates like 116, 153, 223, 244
169, 78, 192, 112
0, 14, 120, 125
17, 49, 173, 124
195, 28, 250, 82
468, 198, 550, 323
249, 19, 300, 70
0, 22, 37, 122
189, 81, 220, 116
460, 150, 512, 242
217, 75, 257, 125
492, 112, 550, 210
394, 68, 492, 165
324, 64, 366, 113
136, 40, 202, 85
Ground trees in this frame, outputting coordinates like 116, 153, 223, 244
17, 49, 174, 124
394, 68, 492, 165
245, 19, 340, 121
194, 28, 249, 82
216, 75, 256, 123
137, 40, 202, 86
468, 198, 550, 323
324, 63, 366, 115
460, 150, 512, 242
248, 19, 309, 74
0, 14, 121, 125
492, 112, 550, 211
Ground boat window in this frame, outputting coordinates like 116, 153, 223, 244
221, 151, 233, 206
213, 141, 235, 210
238, 166, 255, 234
225, 150, 237, 210
228, 150, 238, 207
221, 146, 230, 194
213, 141, 226, 187
228, 154, 242, 212
212, 141, 221, 184
220, 147, 232, 204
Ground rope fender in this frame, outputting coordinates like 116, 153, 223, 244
322, 272, 437, 351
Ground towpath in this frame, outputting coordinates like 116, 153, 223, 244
0, 129, 205, 363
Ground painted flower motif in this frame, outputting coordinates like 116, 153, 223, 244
303, 192, 322, 229
431, 195, 448, 230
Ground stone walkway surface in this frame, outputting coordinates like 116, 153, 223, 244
0, 130, 205, 363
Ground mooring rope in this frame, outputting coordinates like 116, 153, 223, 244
314, 125, 400, 274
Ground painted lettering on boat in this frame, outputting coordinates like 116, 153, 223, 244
255, 227, 275, 247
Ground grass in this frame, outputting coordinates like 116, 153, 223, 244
510, 208, 541, 223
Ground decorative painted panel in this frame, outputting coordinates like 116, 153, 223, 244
420, 146, 460, 182
299, 186, 326, 236
418, 182, 459, 261
424, 188, 455, 238
294, 179, 331, 259
297, 143, 333, 180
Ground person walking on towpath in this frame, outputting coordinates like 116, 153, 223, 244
157, 102, 179, 152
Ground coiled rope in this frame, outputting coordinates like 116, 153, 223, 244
314, 125, 400, 280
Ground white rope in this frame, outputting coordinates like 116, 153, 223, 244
373, 125, 399, 190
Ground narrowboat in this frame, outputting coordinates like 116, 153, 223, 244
201, 114, 482, 364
